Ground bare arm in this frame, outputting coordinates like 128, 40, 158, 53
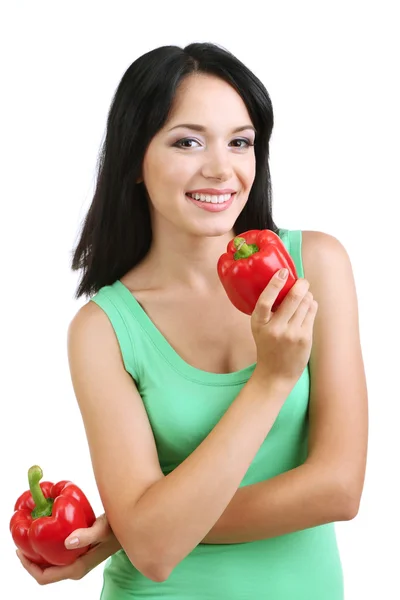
130, 375, 286, 569
202, 464, 348, 545
67, 272, 313, 582
202, 231, 368, 544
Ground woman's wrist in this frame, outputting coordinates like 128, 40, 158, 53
251, 367, 295, 400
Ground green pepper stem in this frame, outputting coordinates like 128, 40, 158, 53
28, 465, 54, 518
233, 236, 259, 260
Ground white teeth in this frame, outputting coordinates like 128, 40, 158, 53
188, 193, 232, 203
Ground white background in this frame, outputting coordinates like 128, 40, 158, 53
1, 1, 399, 598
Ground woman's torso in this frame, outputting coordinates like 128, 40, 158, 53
119, 272, 257, 376
91, 229, 343, 600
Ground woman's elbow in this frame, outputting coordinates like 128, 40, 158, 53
141, 563, 171, 583
124, 549, 172, 582
123, 535, 173, 583
336, 478, 362, 521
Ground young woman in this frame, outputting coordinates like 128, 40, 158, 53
17, 42, 368, 599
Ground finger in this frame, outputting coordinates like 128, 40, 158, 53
17, 550, 45, 579
274, 278, 310, 323
252, 268, 289, 324
17, 550, 75, 585
288, 291, 313, 327
64, 539, 120, 581
301, 299, 319, 330
65, 513, 109, 549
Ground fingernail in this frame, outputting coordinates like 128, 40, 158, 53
278, 268, 288, 279
65, 537, 79, 548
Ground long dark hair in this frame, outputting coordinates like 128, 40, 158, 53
71, 42, 278, 299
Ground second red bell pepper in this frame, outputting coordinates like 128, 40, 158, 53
217, 229, 298, 315
10, 465, 96, 567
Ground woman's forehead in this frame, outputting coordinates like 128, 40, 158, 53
164, 75, 253, 130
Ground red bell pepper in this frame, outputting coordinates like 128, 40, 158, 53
217, 229, 298, 315
10, 465, 96, 567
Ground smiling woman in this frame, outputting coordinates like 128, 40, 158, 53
17, 42, 367, 600
139, 73, 257, 234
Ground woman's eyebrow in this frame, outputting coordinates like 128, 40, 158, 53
167, 123, 256, 134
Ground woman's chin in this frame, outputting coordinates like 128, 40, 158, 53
189, 218, 238, 238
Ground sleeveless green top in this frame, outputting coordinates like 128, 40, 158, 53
91, 229, 344, 600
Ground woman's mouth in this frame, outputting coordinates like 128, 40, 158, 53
186, 192, 236, 212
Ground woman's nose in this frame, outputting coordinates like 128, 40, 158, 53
201, 147, 233, 181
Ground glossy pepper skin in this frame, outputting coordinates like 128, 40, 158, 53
217, 229, 298, 315
10, 465, 96, 567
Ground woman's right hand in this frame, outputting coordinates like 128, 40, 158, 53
251, 268, 318, 388
16, 513, 120, 585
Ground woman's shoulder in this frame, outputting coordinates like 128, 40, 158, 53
68, 300, 114, 349
300, 229, 355, 301
301, 229, 346, 251
301, 229, 351, 273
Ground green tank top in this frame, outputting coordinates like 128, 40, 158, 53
91, 229, 344, 600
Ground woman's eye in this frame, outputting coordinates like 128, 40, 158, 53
230, 138, 253, 148
173, 137, 254, 149
174, 138, 201, 149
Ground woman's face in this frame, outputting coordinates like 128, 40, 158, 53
141, 73, 256, 238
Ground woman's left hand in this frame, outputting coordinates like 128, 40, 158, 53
16, 513, 121, 585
